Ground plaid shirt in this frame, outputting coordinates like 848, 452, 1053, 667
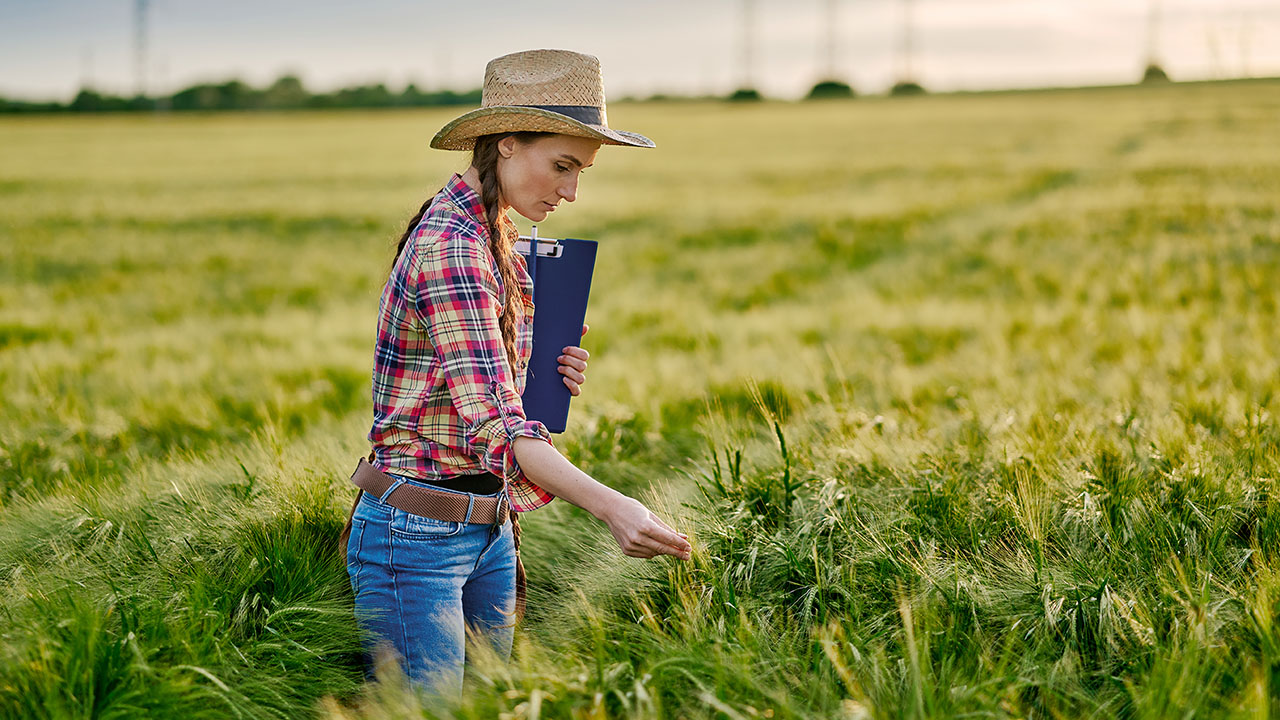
369, 173, 555, 512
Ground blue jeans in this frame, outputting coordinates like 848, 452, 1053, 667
345, 474, 517, 700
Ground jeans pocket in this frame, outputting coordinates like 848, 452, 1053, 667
389, 507, 463, 539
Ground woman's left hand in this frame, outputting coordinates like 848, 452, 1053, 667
558, 323, 590, 396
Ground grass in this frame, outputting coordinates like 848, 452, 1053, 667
0, 79, 1278, 718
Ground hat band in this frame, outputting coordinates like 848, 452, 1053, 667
515, 104, 603, 126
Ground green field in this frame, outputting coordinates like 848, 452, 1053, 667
2, 80, 1279, 718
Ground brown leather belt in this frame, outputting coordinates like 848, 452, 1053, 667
349, 458, 509, 525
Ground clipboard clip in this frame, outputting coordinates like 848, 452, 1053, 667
515, 235, 563, 258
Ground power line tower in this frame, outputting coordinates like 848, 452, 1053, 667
729, 0, 762, 100
1142, 0, 1171, 83
890, 0, 925, 95
1239, 11, 1254, 78
80, 46, 96, 91
1204, 20, 1223, 79
821, 0, 837, 78
134, 0, 150, 97
807, 0, 854, 99
740, 0, 756, 90
898, 0, 914, 81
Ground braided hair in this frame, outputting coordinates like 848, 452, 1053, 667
392, 132, 551, 372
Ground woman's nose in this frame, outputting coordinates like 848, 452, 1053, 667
558, 176, 578, 203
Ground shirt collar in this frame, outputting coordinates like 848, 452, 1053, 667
442, 172, 485, 223
442, 172, 515, 239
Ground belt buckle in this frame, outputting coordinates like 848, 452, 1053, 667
494, 492, 510, 526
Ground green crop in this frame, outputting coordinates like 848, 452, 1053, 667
1, 80, 1278, 718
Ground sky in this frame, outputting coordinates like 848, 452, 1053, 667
1, 0, 1278, 102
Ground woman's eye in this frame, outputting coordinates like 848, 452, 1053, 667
555, 164, 569, 173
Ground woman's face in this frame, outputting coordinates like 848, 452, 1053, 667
496, 133, 602, 222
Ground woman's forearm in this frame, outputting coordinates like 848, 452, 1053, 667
510, 436, 692, 560
511, 436, 625, 521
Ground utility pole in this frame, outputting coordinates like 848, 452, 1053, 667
156, 55, 170, 111
134, 0, 150, 97
1144, 0, 1162, 68
1204, 21, 1222, 80
889, 0, 924, 94
729, 0, 762, 99
80, 46, 95, 91
806, 0, 853, 98
821, 0, 837, 79
899, 0, 915, 83
1141, 0, 1170, 82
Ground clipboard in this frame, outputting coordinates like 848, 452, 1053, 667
515, 227, 597, 433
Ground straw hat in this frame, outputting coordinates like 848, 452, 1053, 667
430, 49, 655, 151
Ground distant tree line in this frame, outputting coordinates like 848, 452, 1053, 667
5, 71, 1264, 115
0, 75, 482, 114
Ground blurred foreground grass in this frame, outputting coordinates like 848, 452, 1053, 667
1, 80, 1279, 718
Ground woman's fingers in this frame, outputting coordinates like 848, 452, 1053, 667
605, 497, 690, 561
559, 364, 585, 396
623, 539, 663, 559
559, 346, 590, 367
558, 346, 589, 397
641, 518, 691, 558
618, 526, 687, 560
562, 377, 581, 396
650, 530, 692, 558
622, 544, 657, 559
558, 366, 586, 383
651, 514, 689, 541
557, 356, 587, 373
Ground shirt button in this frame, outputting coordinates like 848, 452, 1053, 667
519, 361, 528, 369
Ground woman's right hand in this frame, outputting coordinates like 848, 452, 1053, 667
601, 495, 692, 560
509, 436, 692, 560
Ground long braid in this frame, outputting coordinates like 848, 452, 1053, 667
391, 131, 549, 375
472, 135, 524, 375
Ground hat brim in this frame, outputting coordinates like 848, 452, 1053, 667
430, 106, 655, 151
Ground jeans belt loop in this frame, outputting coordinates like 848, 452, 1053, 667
463, 493, 476, 524
378, 478, 406, 504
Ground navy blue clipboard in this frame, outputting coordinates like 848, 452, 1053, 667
515, 231, 597, 434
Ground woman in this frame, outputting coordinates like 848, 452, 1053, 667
345, 49, 692, 700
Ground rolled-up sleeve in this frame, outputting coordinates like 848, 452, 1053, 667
413, 229, 555, 492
